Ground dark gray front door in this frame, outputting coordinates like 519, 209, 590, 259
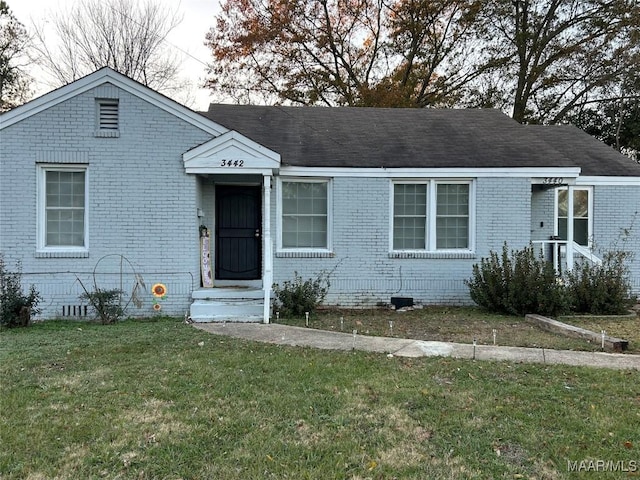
215, 185, 261, 280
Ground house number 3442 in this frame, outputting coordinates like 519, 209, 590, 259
220, 159, 245, 167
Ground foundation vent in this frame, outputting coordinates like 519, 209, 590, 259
62, 305, 89, 317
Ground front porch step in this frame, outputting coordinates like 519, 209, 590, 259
190, 287, 268, 323
192, 287, 264, 301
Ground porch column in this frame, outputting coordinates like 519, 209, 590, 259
262, 175, 272, 323
566, 185, 574, 270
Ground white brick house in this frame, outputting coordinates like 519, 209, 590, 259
1, 68, 639, 322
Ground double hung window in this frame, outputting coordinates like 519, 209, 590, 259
280, 180, 330, 250
38, 165, 88, 252
556, 187, 591, 247
392, 181, 472, 251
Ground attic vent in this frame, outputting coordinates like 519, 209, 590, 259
98, 99, 119, 130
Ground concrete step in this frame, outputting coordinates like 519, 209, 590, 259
192, 287, 264, 301
190, 287, 271, 323
210, 279, 263, 289
189, 299, 264, 322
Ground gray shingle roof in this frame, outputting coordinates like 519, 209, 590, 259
200, 105, 640, 176
526, 125, 639, 177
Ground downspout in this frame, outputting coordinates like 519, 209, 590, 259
262, 175, 272, 323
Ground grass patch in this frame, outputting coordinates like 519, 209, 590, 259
277, 306, 640, 352
1, 317, 639, 479
562, 313, 640, 348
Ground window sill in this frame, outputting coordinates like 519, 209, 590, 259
389, 251, 476, 259
94, 129, 119, 138
36, 250, 89, 259
276, 250, 335, 258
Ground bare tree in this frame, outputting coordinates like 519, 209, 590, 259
0, 1, 32, 111
32, 0, 188, 97
472, 0, 640, 124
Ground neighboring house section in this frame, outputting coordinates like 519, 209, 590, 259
1, 68, 638, 322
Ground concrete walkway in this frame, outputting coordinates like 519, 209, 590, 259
193, 322, 640, 370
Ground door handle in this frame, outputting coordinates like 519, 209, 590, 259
255, 229, 261, 238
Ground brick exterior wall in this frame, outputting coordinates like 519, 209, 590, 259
0, 83, 213, 318
530, 187, 556, 242
592, 185, 640, 294
272, 176, 533, 307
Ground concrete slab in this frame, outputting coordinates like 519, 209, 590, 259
192, 323, 640, 370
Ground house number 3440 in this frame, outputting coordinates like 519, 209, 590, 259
220, 159, 245, 167
543, 177, 564, 185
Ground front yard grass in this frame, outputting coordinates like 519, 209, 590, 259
277, 306, 640, 353
1, 317, 639, 479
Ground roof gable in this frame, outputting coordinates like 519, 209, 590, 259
0, 67, 226, 136
183, 130, 280, 174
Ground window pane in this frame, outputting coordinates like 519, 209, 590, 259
283, 198, 298, 214
282, 231, 297, 248
436, 217, 468, 249
437, 184, 468, 216
393, 217, 426, 250
394, 184, 426, 216
574, 190, 588, 218
574, 219, 588, 246
558, 218, 567, 241
312, 196, 327, 215
282, 182, 297, 199
46, 209, 84, 246
46, 171, 85, 208
558, 189, 568, 216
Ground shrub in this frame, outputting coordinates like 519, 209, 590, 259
565, 250, 636, 315
0, 255, 41, 328
79, 288, 124, 324
466, 243, 569, 317
272, 271, 330, 317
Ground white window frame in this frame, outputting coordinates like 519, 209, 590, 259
277, 177, 332, 253
37, 164, 89, 254
554, 186, 593, 248
390, 179, 475, 253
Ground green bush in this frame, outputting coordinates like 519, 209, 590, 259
272, 271, 330, 317
466, 243, 569, 317
0, 255, 41, 328
79, 288, 124, 324
565, 250, 636, 315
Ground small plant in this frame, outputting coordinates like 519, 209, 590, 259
466, 243, 569, 317
0, 254, 41, 328
79, 288, 124, 324
565, 250, 636, 315
272, 271, 330, 317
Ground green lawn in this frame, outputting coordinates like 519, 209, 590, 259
1, 317, 639, 479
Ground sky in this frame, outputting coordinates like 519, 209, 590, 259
11, 0, 222, 111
